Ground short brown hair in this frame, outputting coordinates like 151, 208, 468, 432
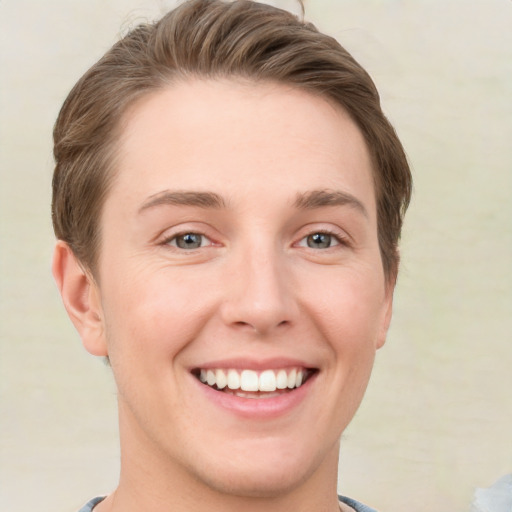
52, 0, 412, 279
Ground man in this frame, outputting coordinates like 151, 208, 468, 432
51, 1, 412, 511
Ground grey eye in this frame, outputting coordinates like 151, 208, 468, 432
174, 233, 205, 249
306, 233, 336, 249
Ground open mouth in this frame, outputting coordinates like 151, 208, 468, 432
192, 367, 317, 399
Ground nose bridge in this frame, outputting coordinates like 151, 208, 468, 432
221, 237, 295, 334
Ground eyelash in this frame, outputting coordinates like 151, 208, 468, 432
161, 232, 213, 250
296, 229, 349, 250
160, 228, 348, 252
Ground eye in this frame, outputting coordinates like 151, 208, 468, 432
167, 232, 210, 250
298, 232, 341, 249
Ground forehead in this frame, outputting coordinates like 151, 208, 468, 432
112, 79, 376, 214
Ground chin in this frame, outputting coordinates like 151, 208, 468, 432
181, 436, 334, 499
193, 461, 312, 499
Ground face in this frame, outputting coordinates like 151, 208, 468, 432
87, 80, 393, 498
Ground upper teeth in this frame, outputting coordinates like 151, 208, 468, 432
198, 368, 305, 392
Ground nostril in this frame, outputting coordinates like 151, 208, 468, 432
233, 320, 252, 328
231, 318, 290, 335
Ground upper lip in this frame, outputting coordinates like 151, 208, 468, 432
190, 357, 318, 372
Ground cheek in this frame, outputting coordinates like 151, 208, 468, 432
306, 268, 386, 410
100, 269, 215, 363
309, 268, 387, 341
98, 272, 213, 418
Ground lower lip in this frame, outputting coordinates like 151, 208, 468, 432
193, 373, 317, 419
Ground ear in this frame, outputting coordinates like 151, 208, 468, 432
376, 279, 395, 350
52, 241, 108, 356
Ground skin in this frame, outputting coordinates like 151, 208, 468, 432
53, 79, 394, 512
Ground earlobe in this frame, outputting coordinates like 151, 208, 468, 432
52, 241, 108, 356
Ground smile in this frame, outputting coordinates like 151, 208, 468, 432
193, 367, 316, 398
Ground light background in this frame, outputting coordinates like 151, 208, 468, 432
0, 1, 511, 511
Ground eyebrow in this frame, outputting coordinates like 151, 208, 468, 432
138, 188, 367, 216
138, 190, 227, 213
293, 189, 368, 217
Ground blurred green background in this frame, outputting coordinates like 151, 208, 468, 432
1, 1, 510, 511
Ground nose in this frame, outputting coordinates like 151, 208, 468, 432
219, 245, 297, 336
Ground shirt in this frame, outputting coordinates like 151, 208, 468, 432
78, 495, 377, 511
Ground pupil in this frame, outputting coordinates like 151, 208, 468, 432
177, 233, 201, 249
308, 233, 331, 249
